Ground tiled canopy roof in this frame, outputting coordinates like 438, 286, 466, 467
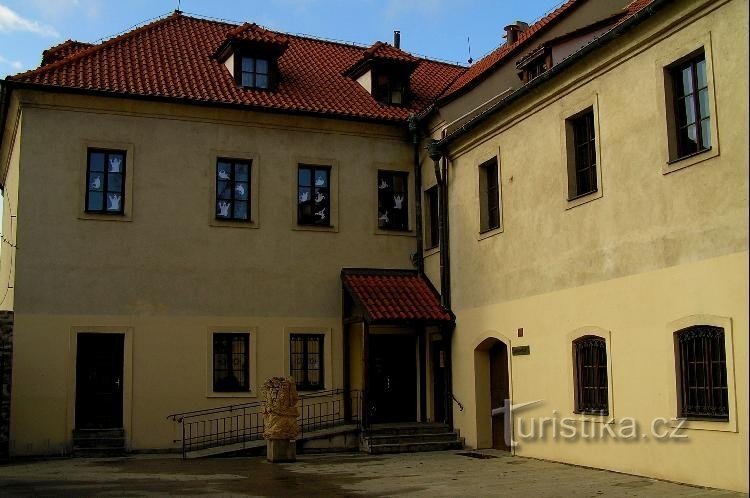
342, 269, 454, 323
9, 12, 465, 123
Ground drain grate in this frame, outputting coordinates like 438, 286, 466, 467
456, 451, 498, 459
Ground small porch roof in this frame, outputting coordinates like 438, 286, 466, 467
341, 268, 454, 324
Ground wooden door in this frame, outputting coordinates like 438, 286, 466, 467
490, 341, 510, 450
75, 333, 124, 429
368, 335, 417, 423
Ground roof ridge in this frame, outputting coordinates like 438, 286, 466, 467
9, 11, 183, 81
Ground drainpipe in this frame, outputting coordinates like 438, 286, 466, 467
408, 114, 424, 274
427, 139, 455, 428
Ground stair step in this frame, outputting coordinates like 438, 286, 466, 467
73, 429, 125, 439
366, 439, 464, 454
366, 432, 460, 445
364, 424, 451, 437
72, 447, 126, 457
73, 437, 126, 449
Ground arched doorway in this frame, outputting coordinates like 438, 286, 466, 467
474, 336, 511, 450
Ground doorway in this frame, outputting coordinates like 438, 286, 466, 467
490, 341, 510, 450
367, 334, 417, 423
75, 333, 124, 429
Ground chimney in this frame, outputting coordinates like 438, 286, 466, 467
393, 30, 401, 49
503, 21, 528, 44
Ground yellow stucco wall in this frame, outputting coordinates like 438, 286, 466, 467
441, 0, 748, 492
3, 91, 417, 454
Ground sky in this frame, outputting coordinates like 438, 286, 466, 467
0, 0, 566, 232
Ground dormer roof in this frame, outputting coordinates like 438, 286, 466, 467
40, 39, 94, 67
214, 22, 290, 61
345, 41, 419, 78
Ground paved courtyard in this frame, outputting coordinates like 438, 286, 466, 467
0, 451, 742, 497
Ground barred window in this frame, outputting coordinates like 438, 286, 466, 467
567, 108, 597, 199
290, 334, 324, 391
424, 186, 439, 250
213, 333, 250, 392
573, 336, 608, 415
676, 326, 728, 420
479, 157, 500, 232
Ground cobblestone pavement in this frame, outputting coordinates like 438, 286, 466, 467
0, 450, 742, 497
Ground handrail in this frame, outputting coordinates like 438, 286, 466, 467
451, 392, 464, 411
168, 388, 362, 457
166, 388, 349, 422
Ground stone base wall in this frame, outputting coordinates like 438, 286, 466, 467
0, 311, 12, 463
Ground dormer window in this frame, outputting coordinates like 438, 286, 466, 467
214, 22, 289, 92
517, 47, 552, 84
345, 41, 418, 107
241, 57, 269, 89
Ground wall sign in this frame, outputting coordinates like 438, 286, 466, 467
512, 345, 530, 356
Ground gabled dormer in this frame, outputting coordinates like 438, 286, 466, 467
214, 23, 289, 90
345, 39, 419, 106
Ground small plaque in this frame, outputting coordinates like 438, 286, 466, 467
512, 345, 530, 356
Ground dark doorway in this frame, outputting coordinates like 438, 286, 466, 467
368, 334, 417, 423
431, 342, 446, 424
490, 341, 510, 450
75, 333, 124, 429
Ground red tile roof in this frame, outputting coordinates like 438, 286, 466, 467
342, 269, 453, 323
439, 0, 583, 102
9, 12, 464, 123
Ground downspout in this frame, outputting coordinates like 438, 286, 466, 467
427, 138, 454, 428
408, 114, 424, 274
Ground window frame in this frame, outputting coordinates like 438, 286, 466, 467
237, 55, 271, 90
212, 332, 251, 394
567, 108, 598, 200
572, 335, 609, 416
289, 333, 325, 392
674, 325, 729, 421
424, 185, 440, 251
561, 96, 603, 210
656, 36, 719, 174
668, 52, 711, 160
297, 164, 332, 227
85, 148, 127, 216
478, 157, 501, 234
215, 158, 252, 222
377, 169, 410, 232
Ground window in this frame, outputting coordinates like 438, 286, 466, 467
86, 149, 126, 214
424, 185, 439, 250
573, 336, 608, 415
479, 157, 500, 232
374, 71, 406, 105
213, 333, 250, 392
378, 170, 409, 231
240, 57, 269, 89
675, 325, 728, 420
216, 159, 251, 221
669, 52, 711, 159
297, 165, 331, 226
290, 334, 324, 391
566, 108, 597, 199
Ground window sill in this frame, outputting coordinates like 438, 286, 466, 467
570, 412, 614, 424
375, 227, 415, 237
293, 224, 338, 233
207, 391, 256, 399
423, 245, 440, 258
478, 225, 503, 241
669, 417, 737, 433
210, 219, 260, 229
565, 188, 602, 210
663, 146, 718, 175
79, 212, 132, 222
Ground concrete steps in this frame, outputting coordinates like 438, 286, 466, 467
72, 429, 126, 457
362, 424, 464, 454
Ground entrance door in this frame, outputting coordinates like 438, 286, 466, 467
431, 342, 446, 424
368, 334, 417, 423
490, 341, 510, 450
75, 333, 124, 429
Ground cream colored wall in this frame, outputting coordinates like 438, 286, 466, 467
442, 0, 748, 492
7, 91, 417, 454
0, 108, 19, 311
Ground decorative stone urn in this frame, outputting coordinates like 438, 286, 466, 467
261, 377, 299, 462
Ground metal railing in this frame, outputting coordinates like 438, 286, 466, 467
167, 389, 361, 458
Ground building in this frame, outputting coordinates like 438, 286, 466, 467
0, 0, 747, 492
